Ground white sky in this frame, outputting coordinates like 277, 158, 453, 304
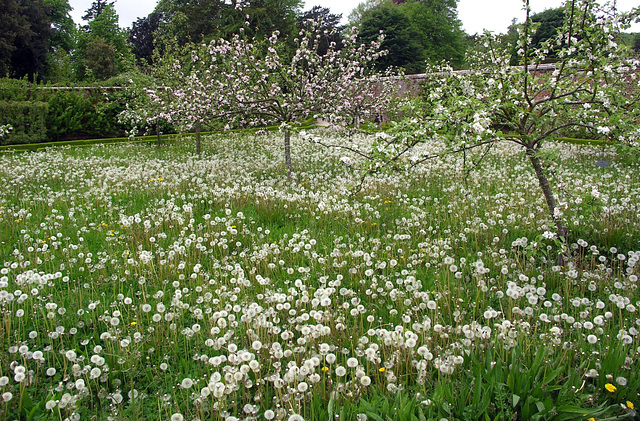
69, 0, 639, 34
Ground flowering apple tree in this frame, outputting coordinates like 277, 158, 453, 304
210, 20, 396, 180
358, 0, 640, 261
324, 66, 403, 132
143, 47, 227, 154
116, 75, 176, 146
145, 18, 399, 176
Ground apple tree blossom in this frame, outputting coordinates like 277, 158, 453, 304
144, 47, 225, 154
146, 18, 398, 176
358, 0, 640, 261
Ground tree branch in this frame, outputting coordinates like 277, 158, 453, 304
310, 138, 374, 160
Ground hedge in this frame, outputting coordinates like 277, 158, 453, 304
0, 101, 48, 145
0, 77, 133, 144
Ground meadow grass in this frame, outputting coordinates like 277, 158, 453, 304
0, 132, 639, 420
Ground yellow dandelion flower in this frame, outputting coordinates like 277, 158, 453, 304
130, 322, 137, 326
605, 383, 617, 393
321, 366, 329, 372
587, 418, 595, 421
378, 367, 386, 373
627, 401, 634, 410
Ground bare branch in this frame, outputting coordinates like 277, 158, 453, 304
310, 138, 374, 160
408, 139, 497, 168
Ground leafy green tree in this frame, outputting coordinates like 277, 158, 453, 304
82, 0, 113, 21
151, 6, 188, 58
359, 6, 424, 73
0, 0, 29, 77
45, 0, 75, 53
84, 37, 118, 79
0, 0, 51, 80
242, 0, 302, 40
354, 0, 465, 71
75, 3, 133, 80
348, 0, 393, 25
156, 0, 232, 46
129, 12, 162, 66
530, 7, 564, 49
14, 0, 51, 79
0, 0, 74, 80
400, 0, 465, 67
153, 0, 302, 53
44, 0, 76, 82
508, 7, 566, 64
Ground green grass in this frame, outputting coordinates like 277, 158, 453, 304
0, 133, 639, 420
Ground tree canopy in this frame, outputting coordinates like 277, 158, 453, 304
354, 0, 466, 72
2, 0, 637, 85
401, 0, 465, 67
359, 6, 424, 73
74, 3, 133, 80
0, 0, 54, 80
0, 0, 30, 77
82, 0, 114, 21
348, 0, 393, 25
44, 0, 76, 54
129, 12, 162, 66
151, 0, 303, 51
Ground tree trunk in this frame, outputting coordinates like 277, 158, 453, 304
526, 148, 568, 265
195, 121, 201, 155
157, 122, 161, 147
284, 128, 292, 183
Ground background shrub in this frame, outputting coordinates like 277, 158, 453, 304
45, 89, 128, 141
45, 91, 95, 141
0, 77, 136, 143
0, 101, 48, 145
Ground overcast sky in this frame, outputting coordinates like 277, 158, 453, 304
68, 0, 639, 34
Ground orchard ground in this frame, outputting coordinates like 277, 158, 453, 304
0, 132, 639, 420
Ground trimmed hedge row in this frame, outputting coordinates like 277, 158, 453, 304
45, 90, 127, 141
0, 102, 48, 145
0, 78, 133, 144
